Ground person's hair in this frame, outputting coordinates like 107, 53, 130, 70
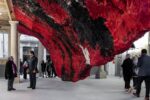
141, 49, 147, 54
30, 50, 35, 56
126, 54, 130, 58
8, 56, 13, 61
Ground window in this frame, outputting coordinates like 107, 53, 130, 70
0, 32, 8, 58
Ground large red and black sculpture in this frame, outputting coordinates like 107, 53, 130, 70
12, 0, 150, 82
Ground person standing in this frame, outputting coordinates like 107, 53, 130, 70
23, 59, 29, 80
132, 56, 139, 90
133, 49, 150, 100
19, 59, 23, 75
41, 60, 46, 78
51, 62, 57, 77
5, 56, 17, 91
28, 51, 38, 89
46, 59, 52, 78
121, 54, 134, 91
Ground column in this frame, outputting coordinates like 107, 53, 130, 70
17, 33, 21, 71
9, 21, 19, 65
8, 29, 11, 57
104, 64, 108, 75
100, 65, 107, 79
9, 21, 19, 82
44, 48, 47, 61
37, 42, 44, 77
20, 44, 23, 60
115, 55, 122, 77
95, 65, 107, 79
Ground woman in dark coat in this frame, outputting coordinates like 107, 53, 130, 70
122, 54, 134, 91
5, 56, 17, 91
23, 60, 29, 80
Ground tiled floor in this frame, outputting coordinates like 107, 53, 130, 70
0, 76, 146, 100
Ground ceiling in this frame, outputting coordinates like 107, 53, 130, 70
0, 0, 9, 27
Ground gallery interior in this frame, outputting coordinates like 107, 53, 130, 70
0, 0, 150, 100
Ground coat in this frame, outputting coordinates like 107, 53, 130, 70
137, 54, 150, 76
29, 56, 38, 73
5, 60, 17, 79
122, 58, 134, 78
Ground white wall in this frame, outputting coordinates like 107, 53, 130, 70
123, 32, 149, 58
20, 34, 38, 41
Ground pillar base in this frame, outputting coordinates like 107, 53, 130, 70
100, 71, 107, 79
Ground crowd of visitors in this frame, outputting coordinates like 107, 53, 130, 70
41, 58, 57, 78
5, 50, 57, 91
4, 49, 150, 100
122, 49, 150, 100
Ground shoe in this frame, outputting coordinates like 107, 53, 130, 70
133, 93, 140, 97
128, 88, 132, 93
8, 89, 11, 91
11, 88, 16, 90
145, 97, 149, 100
27, 86, 32, 88
32, 88, 36, 90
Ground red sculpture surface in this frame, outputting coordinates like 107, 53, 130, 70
12, 0, 150, 82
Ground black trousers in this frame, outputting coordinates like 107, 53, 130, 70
23, 68, 27, 79
29, 73, 36, 89
51, 68, 57, 77
8, 78, 14, 90
136, 76, 150, 97
133, 76, 138, 89
42, 71, 46, 77
47, 70, 51, 77
123, 75, 132, 89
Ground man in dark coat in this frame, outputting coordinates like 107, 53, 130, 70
122, 54, 134, 91
5, 56, 17, 91
28, 51, 38, 89
133, 49, 150, 100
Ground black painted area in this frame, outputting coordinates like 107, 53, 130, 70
68, 0, 114, 57
56, 0, 114, 57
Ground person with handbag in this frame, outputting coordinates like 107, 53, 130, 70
27, 51, 38, 89
23, 59, 29, 80
5, 56, 17, 91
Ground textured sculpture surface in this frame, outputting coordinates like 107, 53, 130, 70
12, 0, 150, 81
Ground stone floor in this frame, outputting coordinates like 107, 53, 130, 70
0, 76, 146, 100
